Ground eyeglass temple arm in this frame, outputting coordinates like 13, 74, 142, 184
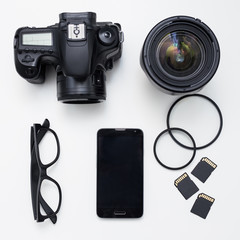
31, 119, 50, 150
36, 119, 50, 144
39, 194, 57, 224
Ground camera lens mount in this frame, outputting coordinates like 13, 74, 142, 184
141, 16, 220, 94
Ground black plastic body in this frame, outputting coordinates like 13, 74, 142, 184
14, 12, 123, 103
140, 16, 220, 95
97, 129, 144, 218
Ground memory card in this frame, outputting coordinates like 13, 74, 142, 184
191, 193, 215, 219
191, 157, 217, 183
174, 173, 199, 200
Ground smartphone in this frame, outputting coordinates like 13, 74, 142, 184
97, 128, 144, 218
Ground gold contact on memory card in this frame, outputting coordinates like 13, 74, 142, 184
174, 173, 188, 187
201, 157, 217, 169
199, 193, 215, 203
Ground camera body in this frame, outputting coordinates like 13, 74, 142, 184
14, 12, 123, 103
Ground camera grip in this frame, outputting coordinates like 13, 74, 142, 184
14, 56, 45, 83
14, 27, 59, 83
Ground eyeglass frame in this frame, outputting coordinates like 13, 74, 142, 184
30, 119, 62, 224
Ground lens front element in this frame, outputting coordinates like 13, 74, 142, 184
157, 31, 205, 79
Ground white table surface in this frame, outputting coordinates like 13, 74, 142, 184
1, 0, 239, 239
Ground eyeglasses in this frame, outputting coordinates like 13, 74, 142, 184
30, 119, 62, 224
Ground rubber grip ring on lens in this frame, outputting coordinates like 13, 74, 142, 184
153, 127, 196, 170
166, 94, 223, 150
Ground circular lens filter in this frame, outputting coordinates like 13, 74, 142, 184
166, 94, 223, 150
153, 127, 196, 170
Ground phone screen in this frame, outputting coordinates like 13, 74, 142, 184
97, 129, 143, 218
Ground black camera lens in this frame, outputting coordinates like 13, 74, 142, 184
141, 16, 220, 94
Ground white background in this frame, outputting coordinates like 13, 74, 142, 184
1, 0, 240, 239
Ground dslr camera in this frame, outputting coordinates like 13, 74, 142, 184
14, 12, 123, 103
